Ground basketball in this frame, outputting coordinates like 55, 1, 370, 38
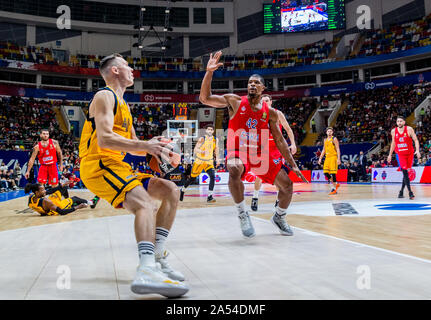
147, 138, 181, 174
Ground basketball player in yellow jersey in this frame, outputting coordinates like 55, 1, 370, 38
78, 54, 188, 298
318, 127, 341, 195
180, 124, 221, 203
25, 182, 92, 216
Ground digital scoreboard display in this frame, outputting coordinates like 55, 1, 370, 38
264, 0, 345, 34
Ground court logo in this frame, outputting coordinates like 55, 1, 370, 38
375, 203, 431, 211
333, 203, 359, 215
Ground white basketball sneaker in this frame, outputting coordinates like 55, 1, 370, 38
131, 265, 189, 298
156, 250, 185, 281
238, 211, 256, 238
271, 213, 294, 236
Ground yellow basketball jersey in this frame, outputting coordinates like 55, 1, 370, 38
28, 195, 47, 215
79, 86, 133, 161
324, 137, 337, 157
197, 136, 216, 161
28, 191, 73, 216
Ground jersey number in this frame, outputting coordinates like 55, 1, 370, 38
246, 118, 258, 129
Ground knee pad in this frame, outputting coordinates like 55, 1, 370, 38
331, 174, 337, 182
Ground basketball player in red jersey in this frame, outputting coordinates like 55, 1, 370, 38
387, 116, 421, 199
25, 129, 63, 187
200, 51, 308, 238
251, 94, 297, 211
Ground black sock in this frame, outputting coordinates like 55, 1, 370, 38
403, 170, 412, 193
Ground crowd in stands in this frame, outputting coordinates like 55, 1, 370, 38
0, 13, 430, 77
314, 82, 431, 146
222, 40, 336, 71
130, 103, 174, 139
356, 14, 431, 58
0, 38, 337, 73
0, 96, 76, 153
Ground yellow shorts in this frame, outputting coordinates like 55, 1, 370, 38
80, 156, 153, 209
323, 156, 338, 174
191, 158, 214, 178
43, 191, 73, 216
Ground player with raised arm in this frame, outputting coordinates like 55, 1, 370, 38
200, 51, 308, 238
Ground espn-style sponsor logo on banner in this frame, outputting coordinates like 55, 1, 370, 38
372, 167, 425, 183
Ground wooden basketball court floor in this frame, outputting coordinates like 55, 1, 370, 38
0, 182, 430, 300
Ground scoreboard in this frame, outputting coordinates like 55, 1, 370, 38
173, 103, 189, 120
264, 0, 345, 34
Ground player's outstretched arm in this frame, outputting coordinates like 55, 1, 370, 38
92, 91, 169, 163
199, 51, 241, 112
42, 198, 86, 216
269, 108, 308, 183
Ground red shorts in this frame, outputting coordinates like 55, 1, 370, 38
38, 164, 59, 185
396, 153, 414, 170
226, 148, 288, 185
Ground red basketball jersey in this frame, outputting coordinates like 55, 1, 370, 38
394, 127, 414, 155
227, 96, 271, 158
38, 139, 58, 165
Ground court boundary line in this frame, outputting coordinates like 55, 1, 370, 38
251, 215, 431, 264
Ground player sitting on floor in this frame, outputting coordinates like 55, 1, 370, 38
25, 182, 99, 216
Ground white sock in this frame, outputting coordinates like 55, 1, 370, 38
155, 227, 169, 257
181, 186, 186, 192
208, 190, 213, 197
275, 206, 287, 217
235, 200, 246, 214
253, 190, 260, 199
137, 241, 156, 267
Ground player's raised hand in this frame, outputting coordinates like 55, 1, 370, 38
293, 166, 309, 183
206, 51, 223, 72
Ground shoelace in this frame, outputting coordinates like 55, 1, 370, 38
239, 212, 251, 228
